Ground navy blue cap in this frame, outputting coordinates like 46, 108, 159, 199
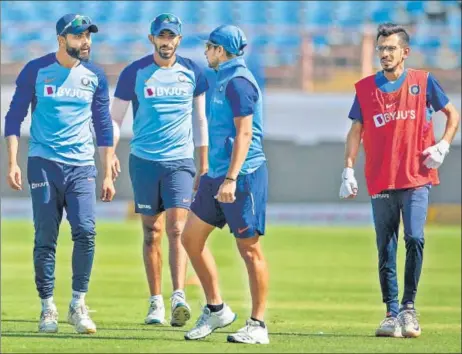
150, 13, 182, 36
206, 25, 247, 56
56, 14, 98, 36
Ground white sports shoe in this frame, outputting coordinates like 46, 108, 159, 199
68, 304, 96, 334
184, 304, 237, 340
38, 307, 59, 333
170, 292, 191, 327
398, 309, 421, 338
145, 297, 166, 325
227, 319, 270, 344
375, 316, 402, 337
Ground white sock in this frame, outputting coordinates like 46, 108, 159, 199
41, 297, 56, 311
71, 291, 86, 307
149, 294, 163, 303
172, 289, 185, 298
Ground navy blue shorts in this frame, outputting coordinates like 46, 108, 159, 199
129, 154, 196, 216
191, 163, 268, 238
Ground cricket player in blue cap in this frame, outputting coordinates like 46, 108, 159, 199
110, 13, 209, 327
182, 25, 270, 344
4, 13, 115, 334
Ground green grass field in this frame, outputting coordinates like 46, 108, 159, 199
1, 221, 460, 353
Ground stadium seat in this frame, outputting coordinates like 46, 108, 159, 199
0, 0, 458, 70
332, 1, 366, 28
301, 1, 334, 29
234, 1, 268, 25
268, 1, 302, 25
196, 1, 235, 26
405, 0, 425, 18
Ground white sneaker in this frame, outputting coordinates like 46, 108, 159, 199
145, 297, 166, 325
170, 292, 191, 327
184, 304, 237, 340
398, 309, 421, 338
67, 304, 96, 334
375, 316, 402, 337
38, 307, 58, 333
227, 319, 270, 344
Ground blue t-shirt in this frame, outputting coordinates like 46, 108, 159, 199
348, 70, 450, 123
225, 77, 259, 117
4, 52, 113, 166
114, 55, 208, 161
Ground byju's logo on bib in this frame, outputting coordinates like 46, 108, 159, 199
144, 86, 188, 98
373, 110, 416, 128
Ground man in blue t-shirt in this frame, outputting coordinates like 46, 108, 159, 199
110, 13, 209, 327
4, 14, 115, 334
182, 25, 269, 345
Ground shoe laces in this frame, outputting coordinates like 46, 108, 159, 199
400, 310, 418, 326
42, 308, 57, 321
149, 298, 163, 311
195, 307, 211, 327
170, 292, 185, 308
380, 316, 398, 327
73, 304, 91, 320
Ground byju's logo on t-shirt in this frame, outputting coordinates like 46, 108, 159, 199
44, 85, 56, 96
44, 85, 92, 101
373, 110, 416, 128
144, 86, 189, 98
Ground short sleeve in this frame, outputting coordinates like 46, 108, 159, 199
348, 95, 363, 123
225, 77, 259, 117
114, 64, 137, 101
426, 73, 450, 112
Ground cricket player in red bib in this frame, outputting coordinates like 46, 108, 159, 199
340, 23, 460, 338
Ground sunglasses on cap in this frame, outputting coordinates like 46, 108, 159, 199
205, 41, 220, 50
153, 13, 182, 33
60, 15, 92, 36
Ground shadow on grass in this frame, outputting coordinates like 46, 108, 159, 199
2, 319, 376, 339
1, 332, 186, 342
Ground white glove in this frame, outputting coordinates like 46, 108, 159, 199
339, 167, 358, 199
422, 140, 450, 169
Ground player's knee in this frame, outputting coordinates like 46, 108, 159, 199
181, 229, 201, 253
166, 221, 184, 240
71, 222, 96, 243
404, 233, 424, 247
239, 247, 262, 264
143, 223, 162, 247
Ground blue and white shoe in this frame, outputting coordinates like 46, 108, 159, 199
170, 291, 191, 327
227, 319, 270, 344
145, 297, 166, 325
38, 307, 59, 333
398, 305, 421, 338
184, 304, 236, 340
375, 316, 402, 337
68, 304, 96, 334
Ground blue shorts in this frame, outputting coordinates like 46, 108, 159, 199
129, 154, 196, 216
191, 163, 268, 238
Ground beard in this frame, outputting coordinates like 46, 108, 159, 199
207, 58, 219, 70
66, 43, 90, 61
155, 42, 178, 60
